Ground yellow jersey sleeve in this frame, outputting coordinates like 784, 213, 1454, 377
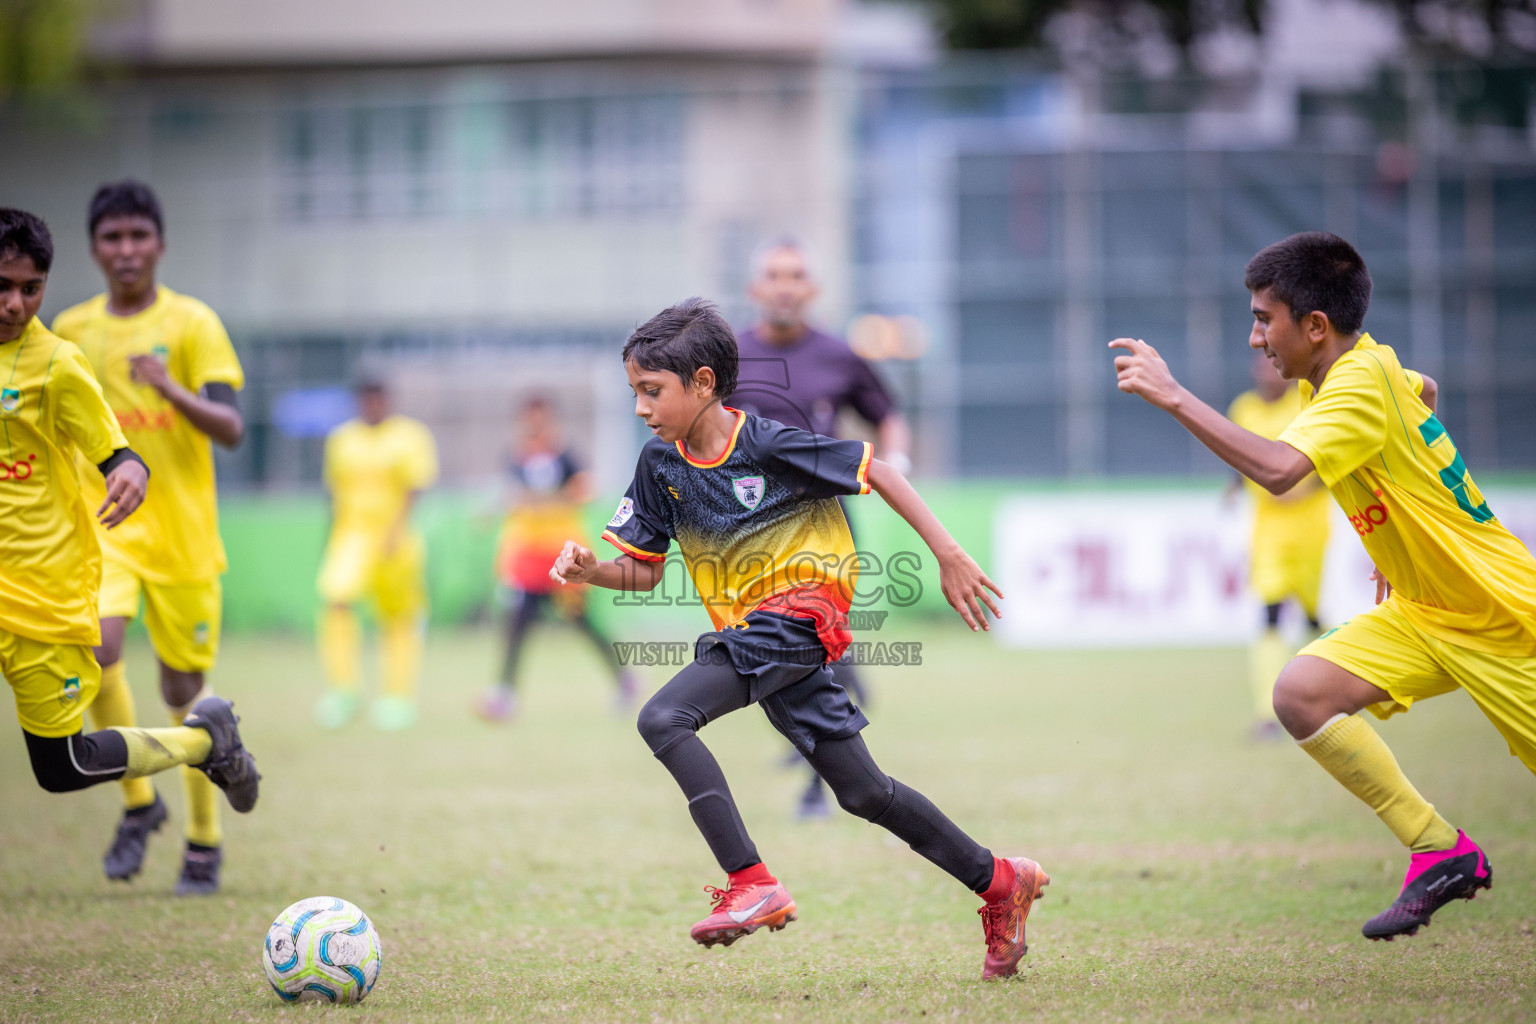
182, 305, 244, 392
1279, 359, 1385, 490
52, 346, 127, 465
1403, 368, 1424, 398
399, 422, 438, 492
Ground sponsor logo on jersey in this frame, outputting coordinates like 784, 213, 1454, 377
59, 676, 81, 706
0, 453, 37, 481
151, 344, 170, 361
608, 497, 635, 528
732, 475, 765, 511
1349, 490, 1390, 536
0, 387, 20, 413
193, 622, 210, 645
116, 408, 177, 432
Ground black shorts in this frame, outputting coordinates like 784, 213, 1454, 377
694, 610, 868, 754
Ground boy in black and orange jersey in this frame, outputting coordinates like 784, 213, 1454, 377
551, 298, 1045, 981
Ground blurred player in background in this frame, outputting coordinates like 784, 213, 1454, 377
314, 377, 438, 732
475, 396, 637, 722
734, 240, 912, 819
1226, 349, 1331, 741
554, 299, 1046, 981
0, 208, 258, 825
1113, 231, 1536, 942
54, 181, 248, 894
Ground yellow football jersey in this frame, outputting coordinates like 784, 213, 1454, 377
1281, 333, 1536, 656
324, 416, 438, 537
53, 287, 244, 584
0, 318, 128, 645
1228, 384, 1332, 538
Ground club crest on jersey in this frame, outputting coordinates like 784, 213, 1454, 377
732, 476, 765, 510
59, 676, 81, 707
608, 497, 635, 528
0, 388, 19, 413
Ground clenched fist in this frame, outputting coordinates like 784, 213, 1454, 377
549, 540, 598, 586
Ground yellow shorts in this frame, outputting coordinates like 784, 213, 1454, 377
100, 560, 222, 673
1302, 600, 1536, 773
317, 529, 426, 619
1, 629, 100, 738
1250, 534, 1326, 612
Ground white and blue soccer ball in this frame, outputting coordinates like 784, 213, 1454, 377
262, 896, 382, 1004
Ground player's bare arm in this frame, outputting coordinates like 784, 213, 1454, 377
1110, 337, 1315, 495
867, 458, 1002, 631
877, 413, 913, 475
97, 452, 148, 528
549, 541, 666, 592
128, 353, 243, 448
1419, 373, 1439, 413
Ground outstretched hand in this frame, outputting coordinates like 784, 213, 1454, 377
549, 540, 598, 586
937, 547, 1004, 632
1110, 337, 1185, 411
98, 460, 148, 528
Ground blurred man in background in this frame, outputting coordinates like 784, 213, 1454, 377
476, 396, 637, 722
733, 240, 912, 819
54, 181, 248, 895
314, 377, 438, 732
1226, 349, 1331, 741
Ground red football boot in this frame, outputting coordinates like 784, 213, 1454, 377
978, 856, 1050, 980
689, 876, 797, 948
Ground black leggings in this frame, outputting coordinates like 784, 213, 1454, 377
636, 657, 994, 892
23, 729, 128, 793
499, 591, 623, 688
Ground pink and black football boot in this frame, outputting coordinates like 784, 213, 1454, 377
1362, 830, 1491, 941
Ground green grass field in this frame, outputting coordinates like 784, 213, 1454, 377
3, 622, 1534, 1023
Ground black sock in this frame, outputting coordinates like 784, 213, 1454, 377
656, 734, 761, 873
872, 779, 994, 892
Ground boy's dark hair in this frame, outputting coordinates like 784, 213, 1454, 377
88, 180, 165, 239
622, 297, 739, 402
1244, 231, 1372, 335
0, 208, 55, 273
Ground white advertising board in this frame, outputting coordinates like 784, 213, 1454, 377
994, 487, 1536, 648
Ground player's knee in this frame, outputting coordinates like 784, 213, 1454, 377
829, 773, 894, 821
636, 697, 697, 754
25, 737, 89, 793
1272, 658, 1330, 732
94, 638, 123, 668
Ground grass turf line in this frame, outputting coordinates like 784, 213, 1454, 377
1, 622, 1533, 1023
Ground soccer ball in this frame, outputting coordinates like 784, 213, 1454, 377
262, 896, 382, 1004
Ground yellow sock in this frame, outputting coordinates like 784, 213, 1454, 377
381, 615, 424, 700
89, 662, 157, 810
1248, 629, 1290, 721
1298, 714, 1459, 852
168, 693, 222, 848
319, 605, 362, 692
110, 726, 213, 779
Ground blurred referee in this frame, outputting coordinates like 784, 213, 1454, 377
734, 240, 913, 819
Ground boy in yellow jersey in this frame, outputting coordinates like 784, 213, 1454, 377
53, 181, 248, 895
1113, 231, 1536, 941
0, 208, 259, 820
314, 376, 438, 731
1226, 351, 1331, 740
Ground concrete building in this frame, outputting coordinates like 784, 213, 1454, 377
7, 0, 904, 489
